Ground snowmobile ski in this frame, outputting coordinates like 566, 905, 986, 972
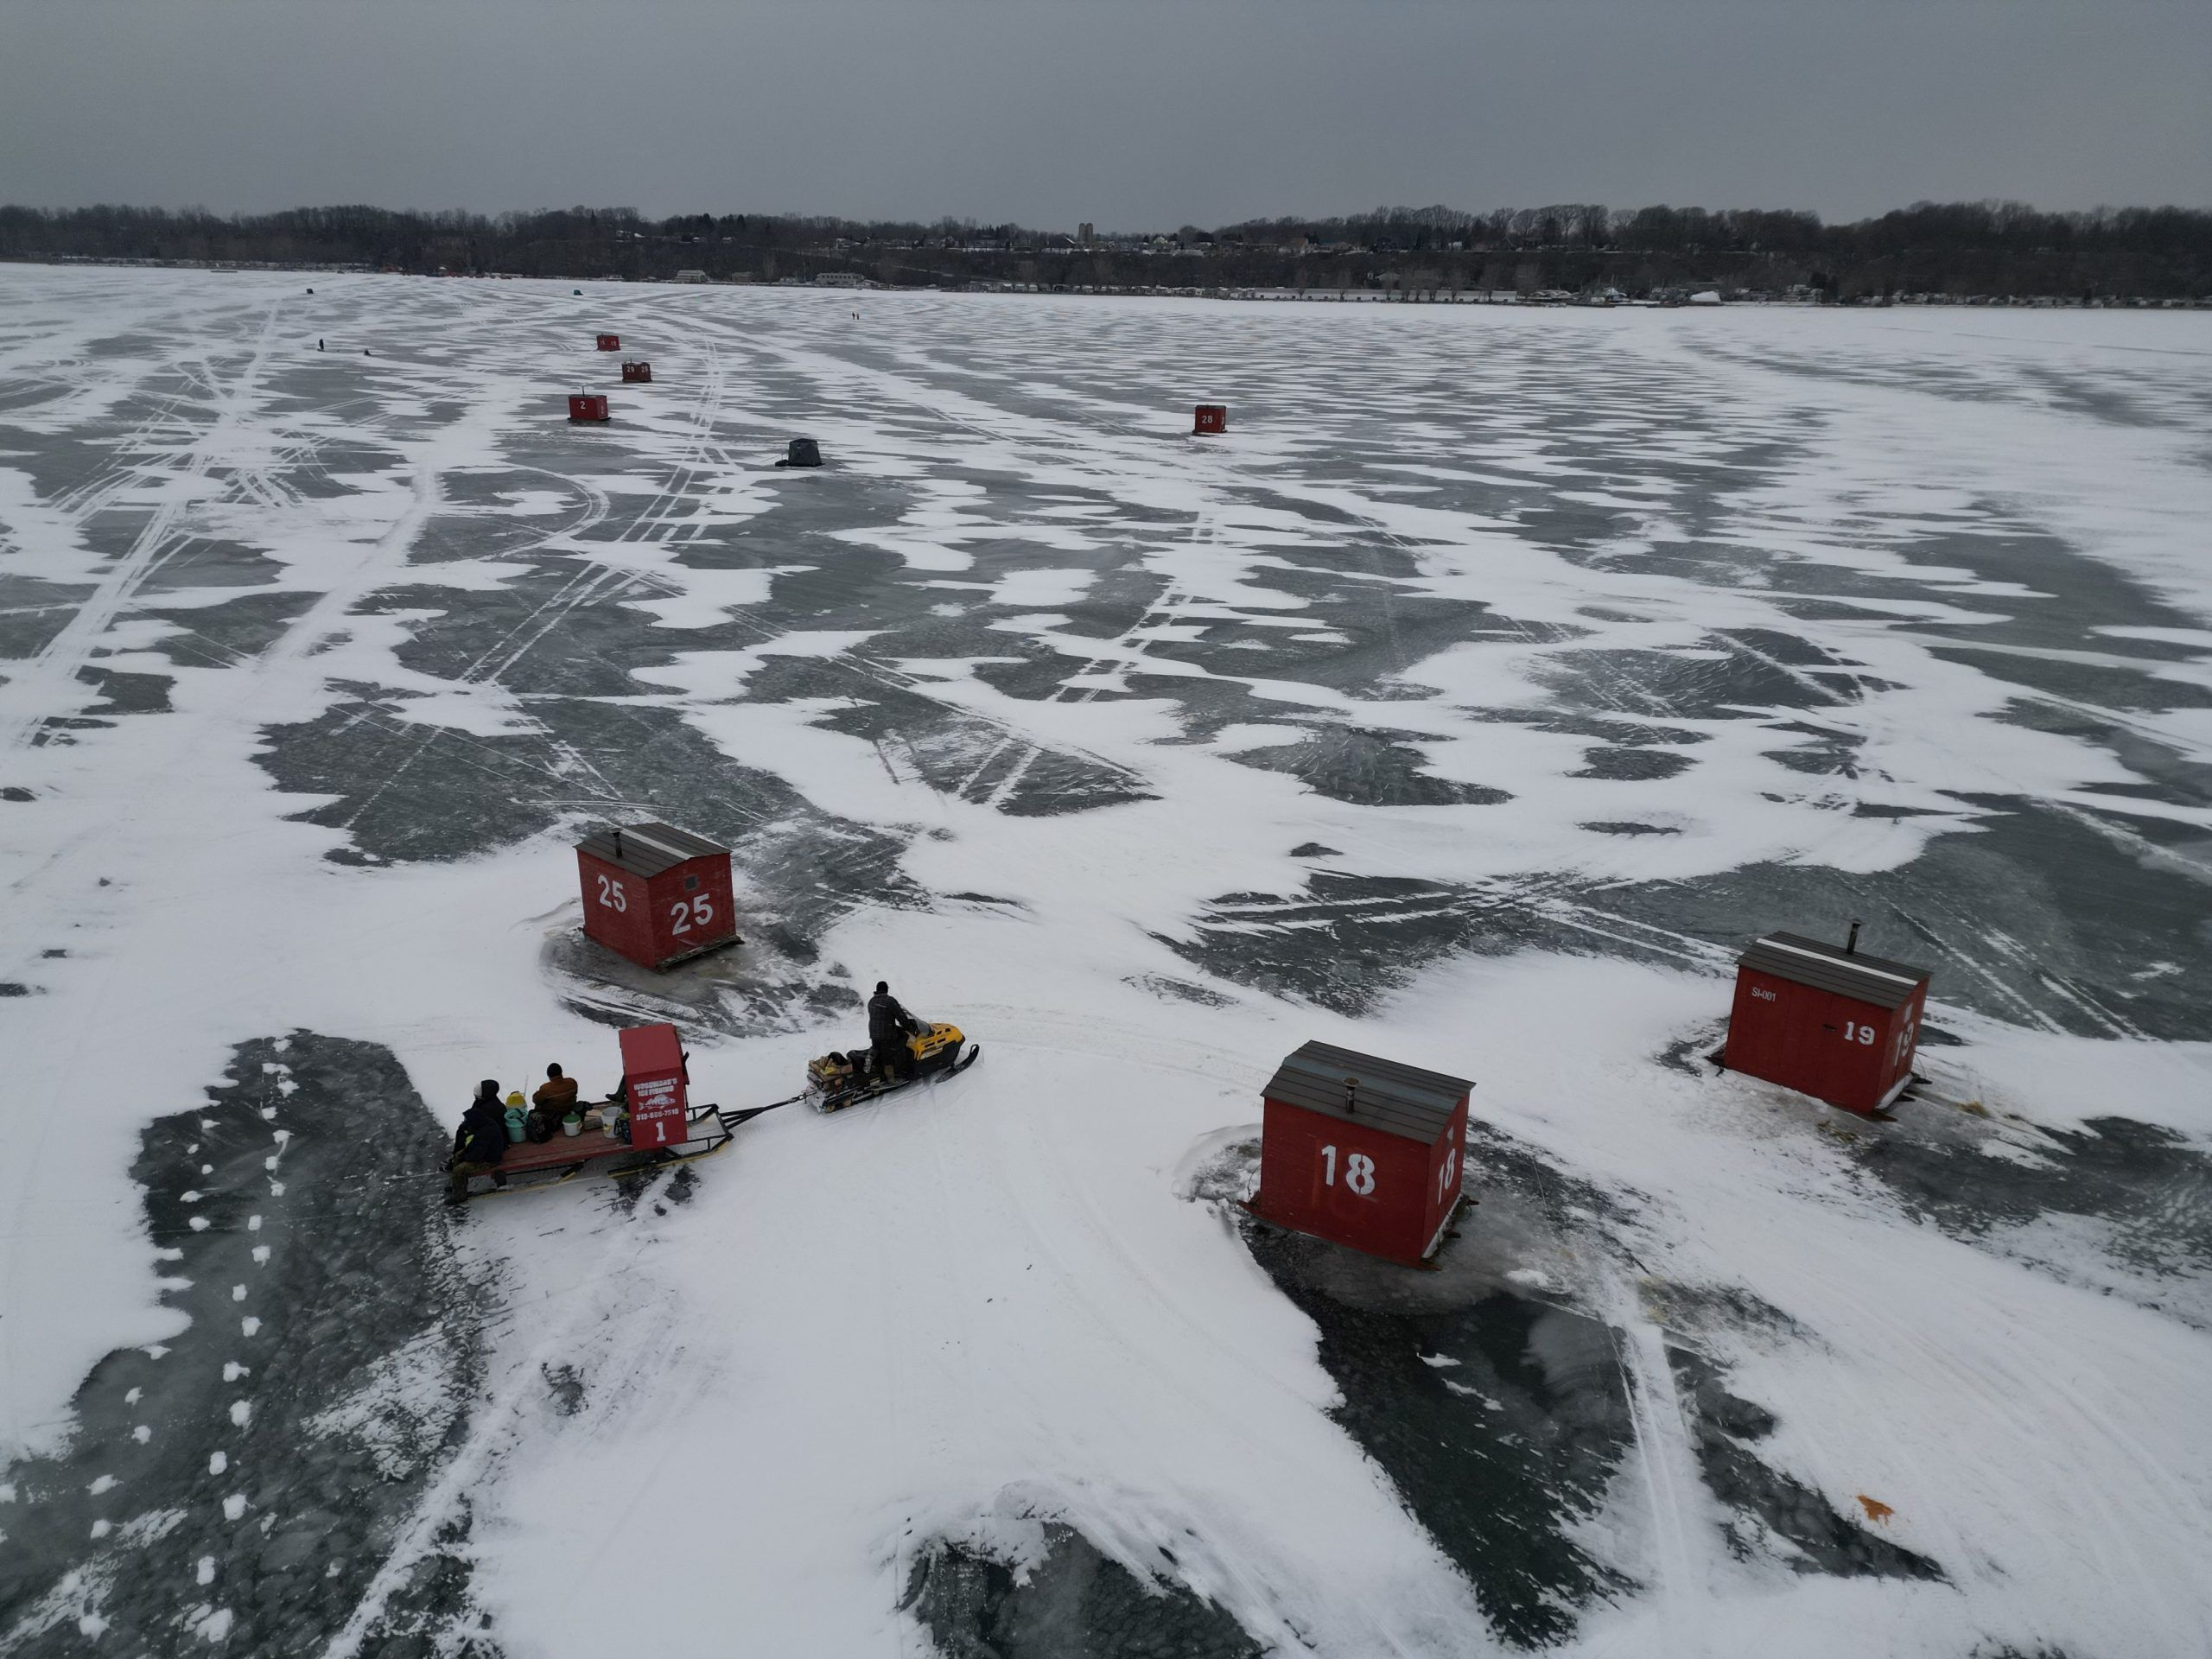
807, 1022, 981, 1114
814, 1042, 980, 1113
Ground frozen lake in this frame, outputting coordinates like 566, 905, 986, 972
2, 266, 2209, 1656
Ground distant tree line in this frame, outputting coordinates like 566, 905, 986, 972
2, 200, 2207, 300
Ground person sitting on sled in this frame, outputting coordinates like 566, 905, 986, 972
868, 981, 919, 1083
533, 1063, 579, 1120
448, 1079, 508, 1202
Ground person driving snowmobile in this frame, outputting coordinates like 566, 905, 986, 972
868, 981, 920, 1083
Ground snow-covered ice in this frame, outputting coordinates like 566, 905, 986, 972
1, 265, 2209, 1656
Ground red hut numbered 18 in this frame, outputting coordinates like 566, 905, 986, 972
1246, 1041, 1472, 1267
575, 821, 739, 971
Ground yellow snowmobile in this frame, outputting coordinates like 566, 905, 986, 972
806, 1020, 979, 1112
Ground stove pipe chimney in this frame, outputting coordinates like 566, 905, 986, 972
1846, 918, 1863, 955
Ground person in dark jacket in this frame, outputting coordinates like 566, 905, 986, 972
448, 1080, 508, 1203
868, 981, 918, 1083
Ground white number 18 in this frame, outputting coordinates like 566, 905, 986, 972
1320, 1144, 1376, 1196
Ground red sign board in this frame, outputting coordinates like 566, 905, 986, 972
618, 1022, 690, 1150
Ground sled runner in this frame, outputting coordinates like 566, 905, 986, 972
460, 1103, 734, 1200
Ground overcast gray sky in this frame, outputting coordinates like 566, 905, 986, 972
3, 0, 2205, 227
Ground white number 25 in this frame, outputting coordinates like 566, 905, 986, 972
668, 894, 715, 936
594, 874, 627, 912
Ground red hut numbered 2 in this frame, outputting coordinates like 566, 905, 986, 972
568, 392, 610, 423
1247, 1041, 1472, 1267
619, 1022, 690, 1150
575, 821, 739, 971
1720, 923, 1930, 1115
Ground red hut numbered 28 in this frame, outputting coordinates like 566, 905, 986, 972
1720, 922, 1930, 1115
1246, 1041, 1472, 1267
575, 821, 739, 971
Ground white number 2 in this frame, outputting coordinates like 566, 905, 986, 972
594, 874, 626, 912
1320, 1144, 1376, 1196
667, 895, 715, 936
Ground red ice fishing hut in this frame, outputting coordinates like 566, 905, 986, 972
575, 822, 738, 970
621, 359, 653, 384
568, 392, 610, 423
1193, 404, 1228, 435
595, 333, 621, 352
1248, 1041, 1471, 1267
618, 1021, 691, 1150
1721, 923, 1930, 1115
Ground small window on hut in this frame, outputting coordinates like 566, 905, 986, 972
683, 874, 701, 892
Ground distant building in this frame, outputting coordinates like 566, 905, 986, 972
814, 272, 866, 289
1077, 221, 1095, 245
674, 269, 709, 283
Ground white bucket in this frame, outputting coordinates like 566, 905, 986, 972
603, 1113, 621, 1141
562, 1116, 582, 1138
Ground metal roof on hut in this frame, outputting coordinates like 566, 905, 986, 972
1261, 1040, 1471, 1143
1736, 931, 1930, 1009
576, 821, 725, 880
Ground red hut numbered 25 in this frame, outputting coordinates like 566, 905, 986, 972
1720, 922, 1930, 1115
1247, 1041, 1472, 1267
575, 822, 739, 971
